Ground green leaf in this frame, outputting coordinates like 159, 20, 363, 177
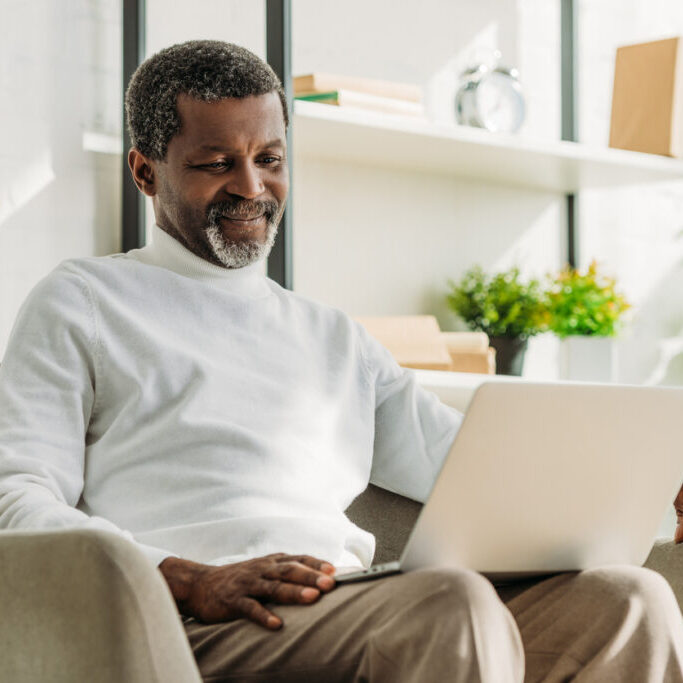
445, 266, 548, 338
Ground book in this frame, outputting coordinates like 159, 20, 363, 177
295, 90, 424, 117
294, 73, 422, 103
609, 37, 683, 157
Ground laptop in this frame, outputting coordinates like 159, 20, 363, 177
336, 381, 683, 583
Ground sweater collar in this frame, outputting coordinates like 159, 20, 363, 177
130, 225, 271, 298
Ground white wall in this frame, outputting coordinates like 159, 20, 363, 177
0, 0, 122, 353
145, 0, 264, 57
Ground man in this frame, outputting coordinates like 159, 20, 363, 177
0, 40, 682, 682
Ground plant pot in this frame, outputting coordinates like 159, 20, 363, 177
489, 337, 528, 376
559, 336, 617, 382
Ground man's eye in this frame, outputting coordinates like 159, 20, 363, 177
260, 156, 280, 165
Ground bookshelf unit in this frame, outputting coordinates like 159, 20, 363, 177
293, 100, 683, 194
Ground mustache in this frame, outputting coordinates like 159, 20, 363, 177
207, 199, 279, 222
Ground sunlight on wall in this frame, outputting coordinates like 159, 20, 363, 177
492, 201, 564, 278
0, 151, 55, 227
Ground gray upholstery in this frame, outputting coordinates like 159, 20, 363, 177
0, 528, 201, 683
346, 483, 421, 563
644, 539, 683, 613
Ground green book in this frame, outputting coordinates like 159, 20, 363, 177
294, 91, 340, 103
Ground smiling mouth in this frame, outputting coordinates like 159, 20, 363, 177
220, 214, 265, 224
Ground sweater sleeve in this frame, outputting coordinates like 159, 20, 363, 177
355, 322, 464, 503
0, 265, 175, 568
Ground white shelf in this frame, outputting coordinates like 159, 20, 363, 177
293, 100, 683, 193
82, 131, 122, 154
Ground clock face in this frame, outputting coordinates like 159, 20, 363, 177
475, 71, 525, 133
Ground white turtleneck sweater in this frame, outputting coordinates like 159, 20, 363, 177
0, 226, 462, 569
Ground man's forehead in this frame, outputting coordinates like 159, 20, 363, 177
197, 139, 284, 153
175, 92, 285, 143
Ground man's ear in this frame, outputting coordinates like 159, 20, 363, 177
128, 148, 158, 197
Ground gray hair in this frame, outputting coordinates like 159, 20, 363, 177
125, 40, 288, 161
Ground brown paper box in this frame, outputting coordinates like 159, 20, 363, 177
446, 348, 496, 375
355, 316, 453, 371
609, 36, 683, 157
355, 316, 494, 374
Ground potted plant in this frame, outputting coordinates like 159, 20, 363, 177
446, 266, 548, 375
546, 261, 631, 382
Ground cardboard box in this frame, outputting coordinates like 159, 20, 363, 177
355, 317, 495, 374
441, 333, 496, 374
609, 37, 683, 157
445, 349, 496, 375
355, 316, 452, 371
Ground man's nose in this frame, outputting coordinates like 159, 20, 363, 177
225, 161, 264, 199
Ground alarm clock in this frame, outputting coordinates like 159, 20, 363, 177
455, 61, 525, 133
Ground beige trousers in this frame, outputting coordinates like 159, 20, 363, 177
184, 566, 683, 683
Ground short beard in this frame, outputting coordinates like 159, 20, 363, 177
204, 200, 281, 269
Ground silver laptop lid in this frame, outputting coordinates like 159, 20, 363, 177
401, 381, 683, 576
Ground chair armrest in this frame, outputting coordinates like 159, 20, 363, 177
0, 528, 201, 683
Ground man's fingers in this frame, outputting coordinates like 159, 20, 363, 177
235, 596, 282, 630
251, 578, 320, 604
281, 554, 336, 575
263, 561, 335, 591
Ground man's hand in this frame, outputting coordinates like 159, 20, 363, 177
675, 485, 683, 544
159, 553, 336, 629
